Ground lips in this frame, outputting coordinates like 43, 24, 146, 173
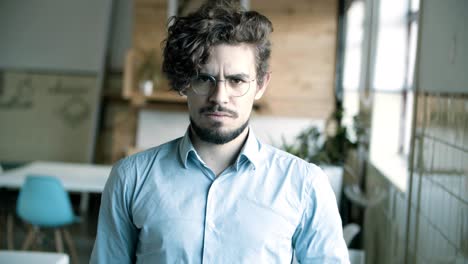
199, 105, 238, 118
203, 112, 233, 122
204, 111, 232, 118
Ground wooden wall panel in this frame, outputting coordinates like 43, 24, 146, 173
95, 102, 138, 164
95, 74, 138, 164
253, 0, 338, 118
251, 0, 336, 13
133, 5, 168, 51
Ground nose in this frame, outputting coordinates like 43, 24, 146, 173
208, 80, 229, 104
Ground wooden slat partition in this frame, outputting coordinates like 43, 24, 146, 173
252, 0, 338, 118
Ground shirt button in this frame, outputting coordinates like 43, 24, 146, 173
207, 221, 216, 230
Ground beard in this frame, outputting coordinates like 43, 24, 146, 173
190, 117, 249, 145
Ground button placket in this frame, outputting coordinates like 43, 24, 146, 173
202, 179, 219, 263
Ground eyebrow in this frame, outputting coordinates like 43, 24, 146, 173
199, 72, 251, 79
225, 73, 250, 79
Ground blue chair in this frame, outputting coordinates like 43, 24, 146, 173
16, 175, 79, 263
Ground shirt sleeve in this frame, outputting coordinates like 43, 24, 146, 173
90, 162, 138, 264
292, 164, 350, 264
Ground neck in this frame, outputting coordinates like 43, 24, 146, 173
190, 126, 249, 176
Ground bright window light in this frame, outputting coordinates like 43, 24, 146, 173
342, 1, 365, 92
373, 0, 409, 91
368, 0, 419, 191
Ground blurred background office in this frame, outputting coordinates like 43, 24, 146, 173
0, 0, 466, 263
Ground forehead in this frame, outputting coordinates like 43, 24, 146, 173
202, 44, 256, 75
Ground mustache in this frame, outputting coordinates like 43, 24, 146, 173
200, 104, 238, 118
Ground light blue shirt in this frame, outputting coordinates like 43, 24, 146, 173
90, 129, 349, 263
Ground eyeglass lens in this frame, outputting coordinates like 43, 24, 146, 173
191, 74, 252, 97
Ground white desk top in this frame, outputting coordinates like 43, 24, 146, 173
0, 161, 112, 193
0, 250, 69, 264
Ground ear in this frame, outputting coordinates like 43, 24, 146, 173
254, 72, 271, 100
178, 84, 190, 96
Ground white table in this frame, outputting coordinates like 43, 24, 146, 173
0, 250, 69, 264
0, 161, 112, 213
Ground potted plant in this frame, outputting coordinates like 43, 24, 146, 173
279, 99, 362, 204
280, 97, 359, 162
136, 49, 162, 97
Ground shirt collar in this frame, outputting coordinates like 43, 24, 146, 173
177, 127, 262, 170
236, 128, 261, 170
178, 129, 198, 169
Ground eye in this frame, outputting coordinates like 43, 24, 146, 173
198, 75, 212, 83
228, 77, 245, 86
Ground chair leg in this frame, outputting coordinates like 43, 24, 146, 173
0, 212, 3, 249
54, 229, 64, 252
62, 228, 79, 264
7, 213, 14, 249
22, 226, 37, 250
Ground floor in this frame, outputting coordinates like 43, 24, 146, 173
0, 191, 101, 264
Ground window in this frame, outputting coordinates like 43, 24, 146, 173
342, 1, 366, 143
343, 1, 366, 92
368, 0, 420, 191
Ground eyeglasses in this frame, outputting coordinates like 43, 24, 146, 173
189, 73, 256, 97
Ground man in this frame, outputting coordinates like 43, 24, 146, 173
90, 1, 349, 263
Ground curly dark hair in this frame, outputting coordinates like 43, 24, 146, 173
162, 0, 273, 92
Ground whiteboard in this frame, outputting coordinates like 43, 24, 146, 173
0, 72, 100, 163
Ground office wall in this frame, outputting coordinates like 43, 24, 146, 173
0, 0, 111, 72
108, 0, 133, 71
417, 0, 468, 94
0, 0, 131, 72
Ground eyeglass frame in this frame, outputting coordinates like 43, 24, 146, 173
188, 73, 256, 97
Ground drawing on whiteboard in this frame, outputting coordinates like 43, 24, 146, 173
0, 76, 34, 109
56, 95, 90, 128
49, 80, 89, 95
0, 72, 3, 96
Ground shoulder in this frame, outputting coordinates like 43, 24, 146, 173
260, 143, 324, 183
109, 137, 182, 185
259, 143, 329, 196
116, 138, 180, 168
